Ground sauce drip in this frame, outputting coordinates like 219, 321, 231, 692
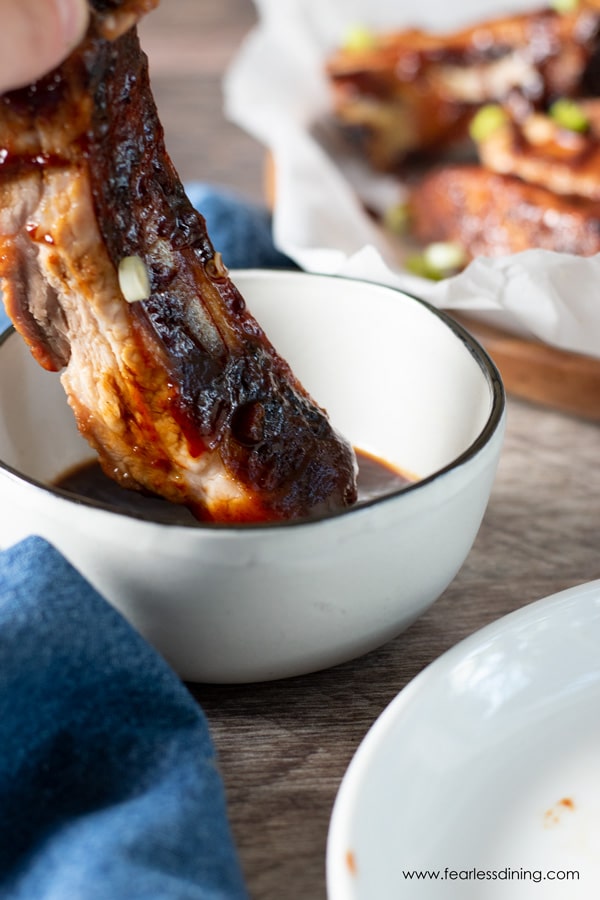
53, 449, 414, 525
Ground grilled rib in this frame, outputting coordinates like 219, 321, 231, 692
408, 164, 600, 259
0, 1, 358, 523
326, 3, 600, 170
475, 99, 600, 201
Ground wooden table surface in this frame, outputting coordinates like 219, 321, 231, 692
140, 3, 600, 898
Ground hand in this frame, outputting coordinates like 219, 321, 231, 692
0, 0, 89, 94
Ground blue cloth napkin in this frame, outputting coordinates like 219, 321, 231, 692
186, 183, 295, 272
0, 183, 295, 335
0, 536, 248, 900
0, 185, 288, 898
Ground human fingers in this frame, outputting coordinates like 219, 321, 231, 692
0, 0, 89, 94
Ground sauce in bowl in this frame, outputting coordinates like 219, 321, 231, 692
54, 449, 414, 525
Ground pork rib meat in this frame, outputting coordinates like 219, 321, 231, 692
326, 2, 600, 170
0, 1, 358, 522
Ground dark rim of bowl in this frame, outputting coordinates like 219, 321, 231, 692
0, 270, 505, 531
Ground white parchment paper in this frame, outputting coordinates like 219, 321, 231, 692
224, 0, 600, 358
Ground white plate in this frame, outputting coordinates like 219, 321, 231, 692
327, 581, 600, 899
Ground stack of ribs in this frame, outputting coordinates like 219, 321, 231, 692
326, 2, 600, 261
409, 100, 600, 258
0, 0, 358, 523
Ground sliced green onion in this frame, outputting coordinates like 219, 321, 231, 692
550, 0, 579, 13
406, 242, 468, 280
548, 98, 589, 133
342, 24, 377, 52
405, 253, 440, 280
383, 202, 410, 235
118, 255, 151, 303
425, 241, 467, 272
469, 104, 509, 143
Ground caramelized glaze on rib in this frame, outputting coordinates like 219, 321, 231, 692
408, 164, 600, 258
326, 3, 600, 169
0, 2, 358, 522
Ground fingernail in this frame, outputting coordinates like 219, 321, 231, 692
53, 0, 90, 49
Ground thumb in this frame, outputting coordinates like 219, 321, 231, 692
0, 0, 90, 94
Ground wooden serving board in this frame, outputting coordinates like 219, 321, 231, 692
264, 156, 600, 423
451, 313, 600, 422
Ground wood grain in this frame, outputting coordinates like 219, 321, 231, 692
139, 0, 264, 199
140, 4, 600, 898
453, 314, 600, 422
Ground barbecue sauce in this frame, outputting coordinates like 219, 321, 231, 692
53, 450, 414, 525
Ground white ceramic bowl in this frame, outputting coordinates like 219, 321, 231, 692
0, 270, 505, 683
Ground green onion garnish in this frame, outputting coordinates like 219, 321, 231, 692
548, 98, 589, 133
383, 202, 410, 235
343, 25, 377, 52
469, 104, 509, 143
406, 242, 468, 280
550, 0, 579, 13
